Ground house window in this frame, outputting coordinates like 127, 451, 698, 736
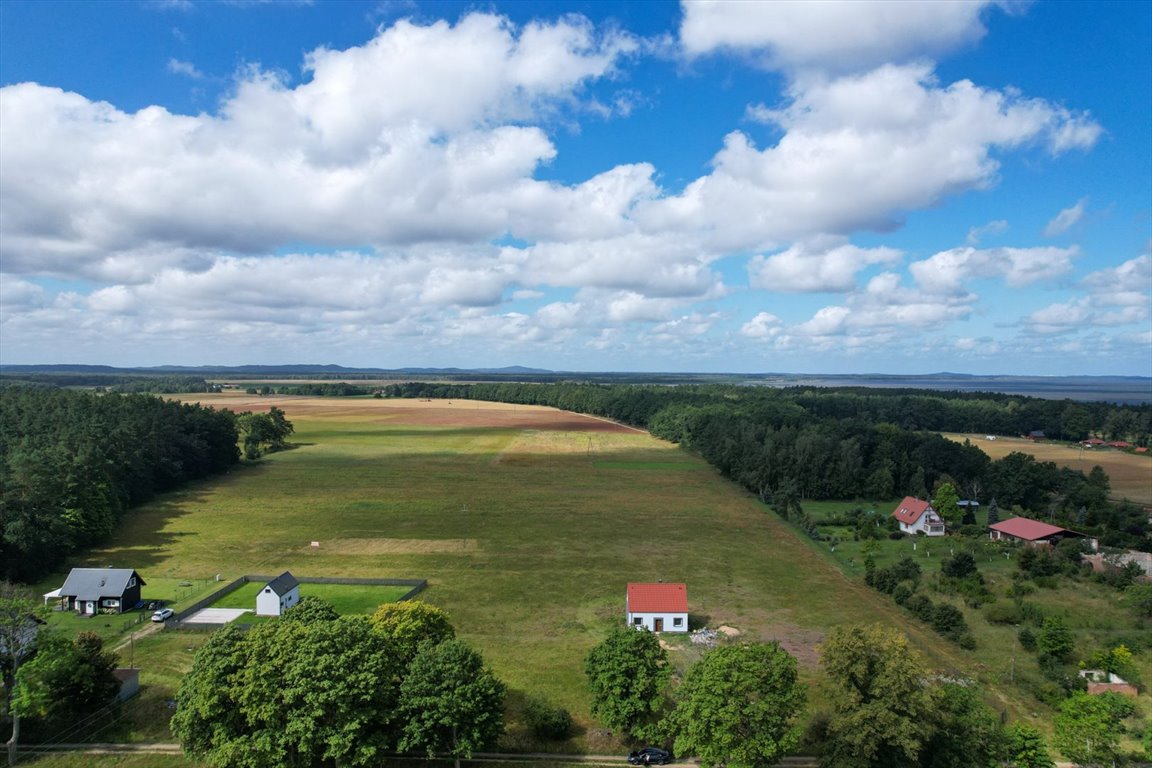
632, 617, 642, 625
673, 617, 683, 627
128, 577, 136, 587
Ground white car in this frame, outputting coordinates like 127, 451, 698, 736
151, 607, 174, 622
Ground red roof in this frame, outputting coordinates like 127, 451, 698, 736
989, 517, 1068, 541
627, 583, 687, 613
892, 496, 935, 525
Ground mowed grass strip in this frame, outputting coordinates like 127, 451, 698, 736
80, 397, 1012, 744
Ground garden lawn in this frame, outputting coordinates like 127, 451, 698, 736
207, 580, 411, 613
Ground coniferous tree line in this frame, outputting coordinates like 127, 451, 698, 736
0, 387, 240, 581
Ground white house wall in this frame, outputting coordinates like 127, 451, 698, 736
626, 611, 688, 633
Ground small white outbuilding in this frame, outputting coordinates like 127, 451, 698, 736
256, 571, 300, 617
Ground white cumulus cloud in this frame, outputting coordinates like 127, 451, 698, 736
748, 235, 902, 293
680, 0, 996, 73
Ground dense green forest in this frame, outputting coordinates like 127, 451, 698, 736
380, 382, 1151, 552
0, 387, 239, 581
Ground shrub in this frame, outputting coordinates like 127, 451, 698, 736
931, 603, 973, 646
1037, 616, 1075, 663
892, 584, 913, 606
523, 697, 573, 741
866, 567, 898, 594
905, 594, 935, 623
984, 601, 1021, 625
941, 552, 978, 579
1018, 627, 1037, 652
892, 556, 922, 583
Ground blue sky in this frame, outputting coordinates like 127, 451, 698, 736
1, 0, 1149, 375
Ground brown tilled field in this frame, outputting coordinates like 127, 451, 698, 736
943, 433, 1152, 505
184, 393, 641, 433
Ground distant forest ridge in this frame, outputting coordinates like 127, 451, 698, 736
1, 364, 1149, 403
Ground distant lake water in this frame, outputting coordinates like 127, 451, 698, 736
744, 375, 1152, 405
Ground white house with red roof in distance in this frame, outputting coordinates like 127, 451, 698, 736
891, 496, 946, 537
989, 517, 1098, 551
626, 582, 688, 633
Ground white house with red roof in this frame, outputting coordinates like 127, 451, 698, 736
989, 517, 1098, 551
626, 582, 688, 633
891, 496, 946, 537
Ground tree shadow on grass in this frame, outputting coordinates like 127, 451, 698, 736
688, 613, 712, 631
73, 463, 275, 574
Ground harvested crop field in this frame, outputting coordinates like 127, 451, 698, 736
943, 433, 1152, 505
185, 393, 640, 433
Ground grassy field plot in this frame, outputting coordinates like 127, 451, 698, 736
943, 433, 1152, 505
42, 395, 1144, 753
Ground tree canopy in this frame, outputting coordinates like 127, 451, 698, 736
172, 599, 501, 768
584, 625, 671, 739
1053, 692, 1137, 767
819, 624, 938, 768
173, 617, 404, 768
668, 642, 805, 768
0, 387, 239, 581
369, 601, 455, 665
398, 639, 506, 768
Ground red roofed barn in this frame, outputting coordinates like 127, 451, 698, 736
891, 497, 946, 537
626, 582, 688, 633
989, 517, 1098, 551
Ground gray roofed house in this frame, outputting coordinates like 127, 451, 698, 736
256, 571, 301, 617
57, 568, 145, 615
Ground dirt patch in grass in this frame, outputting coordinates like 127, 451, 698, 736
182, 394, 636, 433
756, 624, 825, 667
942, 433, 1152, 504
314, 537, 479, 555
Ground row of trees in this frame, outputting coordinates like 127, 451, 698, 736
380, 380, 1152, 445
0, 387, 243, 581
584, 622, 1072, 768
171, 599, 504, 768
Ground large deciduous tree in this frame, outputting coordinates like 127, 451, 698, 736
819, 624, 937, 768
236, 407, 294, 459
172, 617, 403, 768
584, 625, 671, 739
919, 684, 1006, 768
932, 482, 962, 528
668, 642, 805, 768
1003, 724, 1055, 768
1053, 692, 1136, 767
398, 639, 505, 768
11, 631, 120, 735
370, 601, 455, 665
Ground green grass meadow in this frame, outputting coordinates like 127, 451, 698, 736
32, 396, 1150, 755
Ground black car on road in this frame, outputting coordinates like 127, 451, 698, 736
627, 747, 672, 765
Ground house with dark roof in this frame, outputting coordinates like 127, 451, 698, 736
891, 496, 946, 537
57, 568, 145, 615
256, 571, 300, 617
626, 582, 688, 633
989, 517, 1098, 551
